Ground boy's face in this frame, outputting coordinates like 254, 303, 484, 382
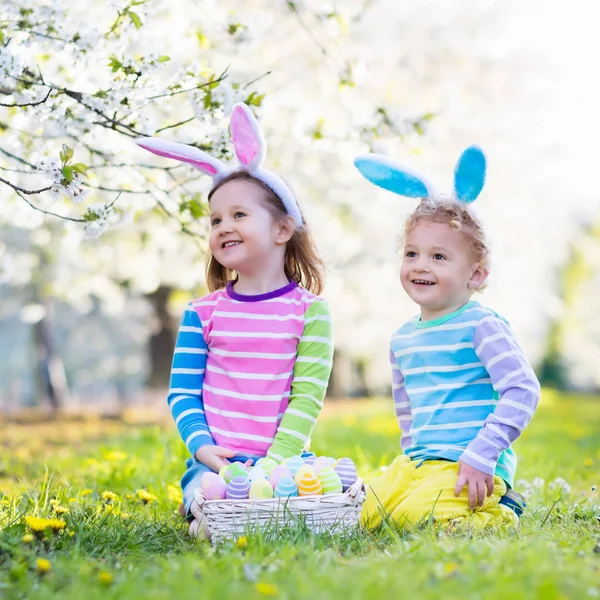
400, 220, 488, 321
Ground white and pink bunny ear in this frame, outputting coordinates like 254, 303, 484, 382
229, 102, 266, 171
136, 137, 227, 179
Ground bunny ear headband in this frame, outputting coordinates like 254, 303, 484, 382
353, 145, 486, 206
136, 103, 303, 227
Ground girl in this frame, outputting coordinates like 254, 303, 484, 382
137, 104, 333, 537
354, 147, 540, 529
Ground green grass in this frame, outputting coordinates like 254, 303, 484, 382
1, 391, 599, 599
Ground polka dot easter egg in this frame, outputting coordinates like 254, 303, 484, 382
269, 465, 293, 489
247, 466, 268, 485
297, 471, 323, 496
334, 458, 357, 492
226, 475, 250, 500
254, 457, 278, 476
318, 467, 343, 494
294, 464, 317, 486
200, 472, 227, 500
274, 476, 299, 498
249, 478, 274, 500
221, 462, 248, 483
312, 456, 336, 474
281, 455, 305, 476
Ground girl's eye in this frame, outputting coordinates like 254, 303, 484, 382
405, 251, 417, 258
433, 253, 447, 260
234, 211, 246, 219
211, 218, 221, 226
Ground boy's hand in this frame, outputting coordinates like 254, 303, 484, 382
195, 445, 236, 472
454, 460, 494, 509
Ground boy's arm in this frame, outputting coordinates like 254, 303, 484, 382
460, 316, 540, 475
167, 305, 215, 458
267, 300, 333, 462
390, 348, 413, 452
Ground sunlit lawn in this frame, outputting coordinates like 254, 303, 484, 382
1, 390, 599, 599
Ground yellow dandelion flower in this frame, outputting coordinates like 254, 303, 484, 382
167, 485, 183, 504
25, 516, 51, 533
125, 493, 134, 500
69, 531, 76, 537
48, 519, 66, 532
98, 571, 113, 585
101, 491, 119, 503
36, 558, 52, 574
105, 450, 127, 462
442, 561, 459, 577
584, 458, 593, 467
49, 499, 60, 507
54, 506, 70, 515
104, 504, 118, 515
137, 489, 158, 504
255, 583, 279, 596
236, 536, 248, 549
68, 498, 77, 504
80, 489, 93, 497
0, 498, 10, 508
21, 533, 34, 544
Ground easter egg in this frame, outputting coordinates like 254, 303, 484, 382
247, 466, 268, 484
200, 472, 227, 500
226, 475, 250, 500
301, 452, 317, 466
312, 456, 336, 474
294, 464, 316, 486
221, 462, 248, 483
334, 457, 357, 492
249, 478, 274, 500
297, 472, 322, 496
318, 467, 343, 494
274, 476, 299, 498
269, 465, 293, 489
281, 455, 305, 475
254, 457, 278, 476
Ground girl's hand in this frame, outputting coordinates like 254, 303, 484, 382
195, 445, 236, 472
454, 460, 494, 509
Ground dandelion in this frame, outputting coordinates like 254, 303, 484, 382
236, 536, 248, 549
80, 489, 93, 497
105, 450, 127, 462
68, 498, 77, 504
137, 489, 158, 504
53, 506, 70, 515
98, 571, 113, 585
549, 477, 571, 495
21, 533, 34, 544
101, 491, 119, 503
36, 558, 51, 574
532, 477, 545, 489
25, 516, 51, 533
168, 485, 182, 504
255, 582, 279, 596
48, 519, 67, 532
585, 458, 594, 467
50, 499, 60, 507
69, 531, 76, 537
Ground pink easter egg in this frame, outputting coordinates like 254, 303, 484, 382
269, 465, 293, 489
200, 472, 227, 500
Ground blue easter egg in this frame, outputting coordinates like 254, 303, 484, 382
282, 455, 305, 475
274, 476, 299, 498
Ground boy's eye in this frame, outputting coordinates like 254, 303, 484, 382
234, 211, 246, 219
433, 253, 447, 260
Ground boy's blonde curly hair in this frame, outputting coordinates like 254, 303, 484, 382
403, 198, 490, 289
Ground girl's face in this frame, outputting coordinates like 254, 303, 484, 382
208, 179, 292, 276
400, 220, 487, 321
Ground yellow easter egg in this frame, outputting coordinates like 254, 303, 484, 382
297, 472, 322, 496
294, 464, 316, 486
249, 479, 274, 500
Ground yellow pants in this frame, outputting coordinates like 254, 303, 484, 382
360, 455, 518, 530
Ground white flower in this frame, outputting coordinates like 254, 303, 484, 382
532, 477, 545, 489
548, 477, 571, 495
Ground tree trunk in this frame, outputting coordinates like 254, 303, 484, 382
147, 286, 176, 388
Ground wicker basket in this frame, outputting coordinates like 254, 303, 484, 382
194, 478, 366, 544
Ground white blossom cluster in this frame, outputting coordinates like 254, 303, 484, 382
83, 204, 117, 240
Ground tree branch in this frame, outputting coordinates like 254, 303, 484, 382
155, 116, 195, 134
15, 191, 85, 223
0, 88, 52, 108
0, 175, 51, 195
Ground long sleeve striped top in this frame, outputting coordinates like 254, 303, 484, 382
167, 280, 333, 463
390, 301, 540, 487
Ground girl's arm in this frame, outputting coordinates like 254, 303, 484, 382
460, 316, 541, 475
267, 300, 333, 462
390, 348, 413, 452
168, 304, 215, 458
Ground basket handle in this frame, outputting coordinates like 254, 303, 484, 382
347, 478, 364, 505
193, 487, 207, 508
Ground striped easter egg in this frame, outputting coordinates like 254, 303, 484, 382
247, 466, 268, 484
297, 472, 323, 496
281, 455, 305, 476
274, 476, 299, 498
293, 464, 316, 485
222, 462, 248, 483
269, 465, 293, 489
254, 457, 278, 476
318, 467, 343, 494
301, 452, 317, 466
226, 475, 250, 500
249, 478, 274, 500
334, 457, 357, 492
312, 456, 336, 474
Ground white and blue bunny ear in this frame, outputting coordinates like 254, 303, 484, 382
453, 145, 486, 203
354, 154, 438, 199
